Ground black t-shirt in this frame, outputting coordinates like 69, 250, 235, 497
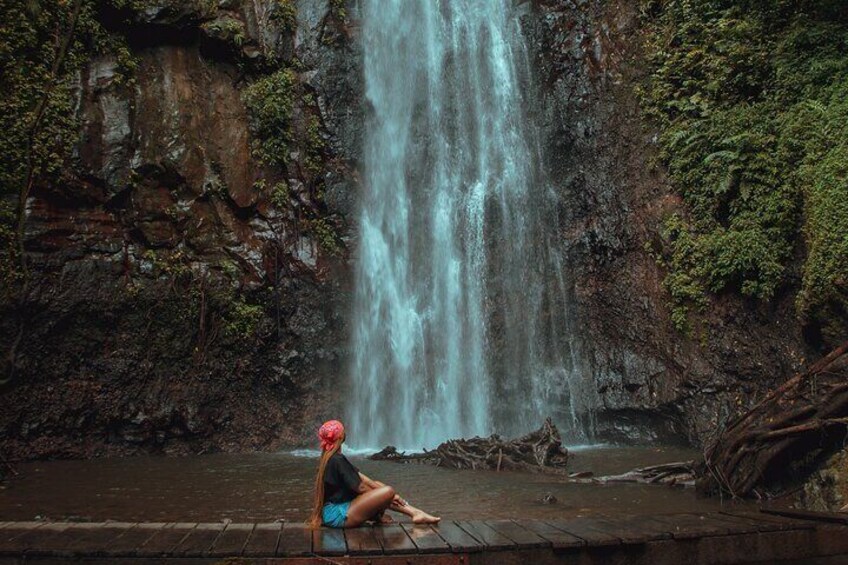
323, 452, 362, 505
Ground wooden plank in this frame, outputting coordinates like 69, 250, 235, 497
209, 523, 254, 557
400, 523, 451, 553
720, 510, 814, 531
312, 527, 346, 556
276, 523, 312, 557
15, 522, 86, 557
2, 522, 49, 530
761, 508, 848, 525
545, 518, 621, 547
0, 522, 70, 555
0, 522, 50, 556
713, 511, 787, 533
62, 522, 137, 556
593, 514, 673, 544
103, 522, 168, 556
483, 520, 550, 549
740, 510, 818, 529
9, 523, 72, 557
430, 521, 483, 553
242, 522, 281, 557
135, 523, 196, 557
313, 527, 346, 556
371, 524, 417, 555
172, 522, 224, 557
456, 520, 516, 550
518, 520, 584, 549
648, 513, 734, 540
344, 526, 383, 556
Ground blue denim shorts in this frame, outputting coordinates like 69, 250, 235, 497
322, 501, 351, 528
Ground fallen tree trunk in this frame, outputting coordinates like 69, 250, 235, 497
370, 418, 569, 474
703, 341, 848, 499
569, 461, 697, 487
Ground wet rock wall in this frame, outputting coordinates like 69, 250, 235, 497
0, 0, 363, 459
527, 0, 813, 446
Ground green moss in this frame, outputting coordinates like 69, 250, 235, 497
329, 0, 347, 22
792, 87, 848, 338
142, 249, 193, 281
222, 298, 264, 345
306, 217, 342, 256
201, 16, 246, 47
242, 68, 296, 169
271, 0, 298, 33
269, 181, 289, 209
136, 252, 267, 351
640, 0, 848, 334
303, 114, 326, 177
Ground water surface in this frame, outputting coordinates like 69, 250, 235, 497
0, 446, 743, 522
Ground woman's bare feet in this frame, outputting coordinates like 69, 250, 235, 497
411, 510, 441, 525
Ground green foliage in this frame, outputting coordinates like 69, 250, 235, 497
222, 297, 264, 344
143, 249, 193, 281
329, 0, 347, 22
306, 217, 342, 256
242, 68, 296, 168
201, 16, 247, 47
269, 181, 289, 209
0, 0, 139, 286
271, 0, 298, 33
110, 0, 217, 18
303, 114, 326, 177
640, 0, 848, 334
0, 200, 20, 301
140, 249, 267, 350
791, 84, 848, 333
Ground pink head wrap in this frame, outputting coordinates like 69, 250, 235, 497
318, 420, 345, 451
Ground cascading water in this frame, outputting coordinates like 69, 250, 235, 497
349, 0, 590, 449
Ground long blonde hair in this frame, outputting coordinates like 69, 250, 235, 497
307, 434, 344, 529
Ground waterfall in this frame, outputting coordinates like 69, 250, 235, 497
348, 0, 587, 449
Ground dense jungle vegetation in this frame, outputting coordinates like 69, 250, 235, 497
641, 0, 848, 344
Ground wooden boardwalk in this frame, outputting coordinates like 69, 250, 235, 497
1, 509, 847, 564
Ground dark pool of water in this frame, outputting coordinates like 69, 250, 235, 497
0, 446, 746, 522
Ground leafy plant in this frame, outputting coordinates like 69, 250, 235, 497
271, 0, 298, 33
202, 16, 247, 47
242, 68, 296, 168
640, 0, 848, 339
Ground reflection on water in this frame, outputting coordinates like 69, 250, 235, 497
0, 446, 740, 522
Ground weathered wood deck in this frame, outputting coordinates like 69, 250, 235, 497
1, 509, 847, 564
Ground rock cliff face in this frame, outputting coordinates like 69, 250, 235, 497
0, 0, 819, 460
527, 0, 813, 446
1, 0, 363, 458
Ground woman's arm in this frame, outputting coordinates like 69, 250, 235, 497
358, 472, 407, 505
357, 472, 383, 491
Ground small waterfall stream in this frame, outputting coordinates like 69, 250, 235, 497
349, 0, 586, 449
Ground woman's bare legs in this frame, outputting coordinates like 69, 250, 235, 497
389, 499, 440, 525
367, 480, 439, 524
345, 484, 440, 527
344, 485, 395, 527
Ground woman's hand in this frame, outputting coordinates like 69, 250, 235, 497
393, 494, 407, 507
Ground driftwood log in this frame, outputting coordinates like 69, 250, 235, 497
568, 461, 697, 487
370, 418, 569, 473
703, 341, 848, 499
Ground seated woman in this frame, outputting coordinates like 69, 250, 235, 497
308, 420, 441, 529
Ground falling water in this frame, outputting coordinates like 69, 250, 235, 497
349, 0, 588, 449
